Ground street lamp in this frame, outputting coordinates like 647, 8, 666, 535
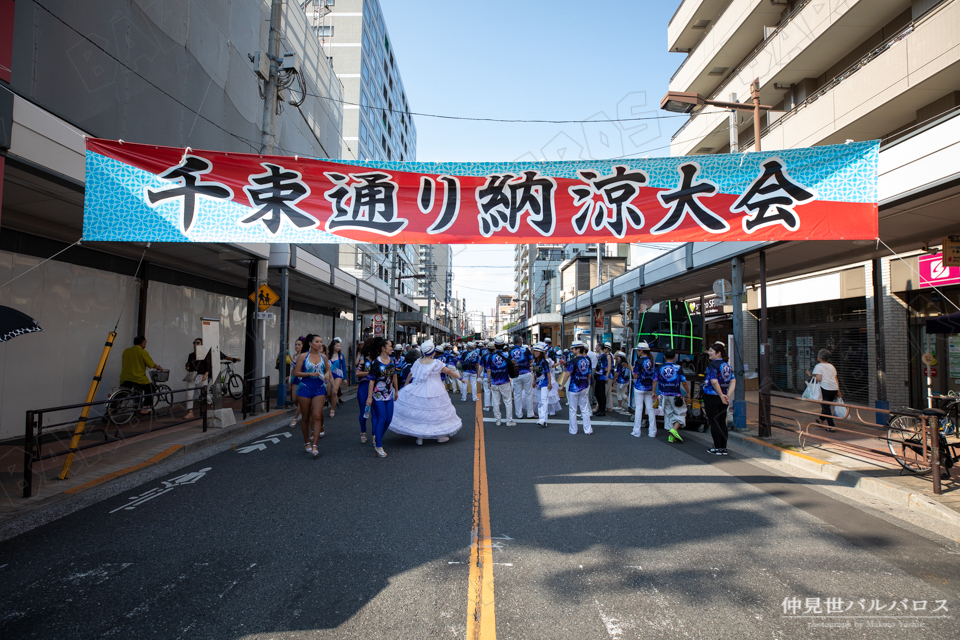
660, 78, 773, 152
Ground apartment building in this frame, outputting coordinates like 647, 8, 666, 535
560, 0, 960, 410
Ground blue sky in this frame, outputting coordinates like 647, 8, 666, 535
379, 0, 685, 317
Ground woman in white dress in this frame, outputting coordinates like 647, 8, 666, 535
389, 340, 463, 445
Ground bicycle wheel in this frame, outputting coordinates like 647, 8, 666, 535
227, 374, 244, 400
153, 384, 174, 417
887, 415, 930, 475
106, 389, 138, 426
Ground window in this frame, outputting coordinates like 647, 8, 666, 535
315, 25, 333, 37
361, 61, 369, 83
359, 122, 367, 144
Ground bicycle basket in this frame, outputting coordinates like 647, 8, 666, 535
152, 369, 170, 383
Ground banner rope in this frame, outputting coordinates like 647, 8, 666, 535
0, 238, 83, 290
875, 237, 960, 314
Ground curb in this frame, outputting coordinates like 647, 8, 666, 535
0, 408, 295, 536
717, 430, 960, 527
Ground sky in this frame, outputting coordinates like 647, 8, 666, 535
378, 0, 685, 318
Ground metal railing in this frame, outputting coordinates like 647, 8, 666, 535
751, 391, 949, 494
23, 386, 207, 498
242, 376, 271, 420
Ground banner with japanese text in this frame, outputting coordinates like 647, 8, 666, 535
83, 138, 879, 244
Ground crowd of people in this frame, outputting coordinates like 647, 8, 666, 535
274, 332, 741, 459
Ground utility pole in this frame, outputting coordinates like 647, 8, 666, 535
596, 243, 603, 286
389, 245, 398, 341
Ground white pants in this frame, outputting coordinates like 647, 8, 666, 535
567, 388, 592, 434
461, 373, 478, 401
633, 390, 656, 437
615, 382, 630, 406
491, 383, 513, 422
537, 386, 551, 424
184, 373, 211, 410
513, 372, 534, 418
482, 376, 492, 408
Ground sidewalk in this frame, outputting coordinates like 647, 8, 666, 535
720, 390, 960, 526
0, 385, 358, 535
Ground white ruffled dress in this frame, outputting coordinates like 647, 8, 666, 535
389, 359, 463, 439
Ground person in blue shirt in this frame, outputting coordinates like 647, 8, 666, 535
485, 336, 516, 426
355, 338, 375, 444
531, 343, 555, 428
703, 341, 736, 455
480, 341, 496, 411
613, 352, 631, 414
459, 341, 480, 402
653, 348, 690, 444
363, 337, 398, 458
560, 340, 594, 435
631, 342, 658, 438
509, 336, 535, 419
326, 337, 346, 418
594, 342, 613, 417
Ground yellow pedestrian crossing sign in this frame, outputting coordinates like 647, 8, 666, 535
250, 284, 279, 311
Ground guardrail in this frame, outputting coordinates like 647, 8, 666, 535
751, 391, 949, 494
242, 376, 271, 420
23, 386, 207, 498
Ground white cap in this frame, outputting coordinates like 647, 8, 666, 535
421, 340, 436, 356
494, 335, 506, 345
333, 337, 342, 343
531, 342, 546, 352
571, 340, 585, 348
637, 341, 650, 350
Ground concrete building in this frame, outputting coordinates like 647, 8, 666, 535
0, 0, 440, 442
563, 0, 960, 413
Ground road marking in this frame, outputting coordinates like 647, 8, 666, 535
64, 445, 185, 495
595, 599, 624, 639
467, 397, 496, 640
236, 431, 292, 453
108, 468, 211, 513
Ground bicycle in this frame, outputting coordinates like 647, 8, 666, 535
216, 360, 244, 400
887, 404, 959, 477
105, 369, 174, 425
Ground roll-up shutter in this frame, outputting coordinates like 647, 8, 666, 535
766, 297, 868, 404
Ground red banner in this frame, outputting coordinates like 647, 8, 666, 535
83, 138, 879, 245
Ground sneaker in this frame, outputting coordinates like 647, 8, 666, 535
496, 420, 501, 426
585, 429, 593, 435
416, 438, 423, 446
668, 427, 683, 443
708, 447, 723, 455
631, 430, 641, 438
719, 449, 729, 456
668, 435, 675, 443
506, 421, 517, 427
539, 422, 548, 428
648, 432, 657, 438
437, 436, 450, 443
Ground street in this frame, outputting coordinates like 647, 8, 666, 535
1, 393, 958, 640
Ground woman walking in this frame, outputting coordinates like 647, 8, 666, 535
389, 340, 462, 445
704, 342, 736, 455
289, 337, 304, 427
327, 337, 346, 418
631, 342, 657, 438
364, 337, 398, 458
355, 338, 374, 443
614, 352, 631, 414
806, 349, 841, 431
294, 334, 332, 458
532, 343, 554, 428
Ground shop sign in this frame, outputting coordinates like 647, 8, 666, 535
82, 138, 879, 245
943, 235, 960, 267
919, 254, 960, 289
689, 298, 726, 316
594, 309, 604, 329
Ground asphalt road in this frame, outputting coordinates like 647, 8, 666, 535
1, 391, 958, 639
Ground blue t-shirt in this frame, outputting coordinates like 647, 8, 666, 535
615, 363, 629, 384
595, 353, 612, 381
655, 362, 686, 396
509, 345, 533, 376
703, 359, 734, 396
534, 358, 552, 389
487, 351, 511, 386
462, 348, 480, 371
565, 355, 592, 393
396, 361, 413, 390
633, 357, 657, 392
369, 357, 396, 401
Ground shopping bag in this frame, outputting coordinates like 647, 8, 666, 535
831, 397, 849, 420
801, 378, 822, 401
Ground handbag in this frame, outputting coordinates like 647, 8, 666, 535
802, 378, 822, 401
831, 397, 849, 420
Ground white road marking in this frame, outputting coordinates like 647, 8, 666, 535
237, 432, 292, 453
595, 600, 624, 639
109, 469, 211, 513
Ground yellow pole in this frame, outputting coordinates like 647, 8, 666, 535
59, 331, 117, 480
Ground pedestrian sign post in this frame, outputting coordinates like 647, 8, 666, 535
250, 284, 279, 312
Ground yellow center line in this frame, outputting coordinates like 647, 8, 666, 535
467, 394, 496, 640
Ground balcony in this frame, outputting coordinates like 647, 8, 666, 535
670, 0, 911, 157
668, 0, 733, 53
758, 1, 960, 151
669, 0, 786, 96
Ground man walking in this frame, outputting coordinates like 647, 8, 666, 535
653, 349, 690, 443
509, 336, 535, 419
481, 340, 495, 410
461, 341, 480, 401
561, 340, 593, 435
486, 337, 516, 426
631, 342, 658, 437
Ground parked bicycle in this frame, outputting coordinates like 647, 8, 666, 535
105, 368, 174, 425
216, 360, 245, 400
886, 402, 959, 477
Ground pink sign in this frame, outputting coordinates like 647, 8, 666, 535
919, 253, 960, 288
